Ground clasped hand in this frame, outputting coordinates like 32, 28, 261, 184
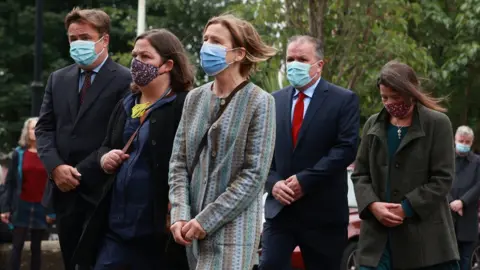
52, 165, 81, 192
101, 149, 130, 173
272, 175, 303, 205
171, 219, 207, 246
369, 202, 405, 227
449, 200, 464, 216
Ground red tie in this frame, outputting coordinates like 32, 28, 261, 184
292, 91, 306, 146
79, 71, 93, 105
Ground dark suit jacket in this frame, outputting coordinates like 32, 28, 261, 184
265, 79, 360, 226
449, 152, 480, 242
73, 92, 188, 268
36, 57, 131, 215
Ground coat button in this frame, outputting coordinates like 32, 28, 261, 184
211, 151, 217, 157
220, 99, 226, 106
393, 190, 399, 196
152, 140, 157, 146
395, 163, 399, 168
212, 124, 217, 130
151, 118, 156, 123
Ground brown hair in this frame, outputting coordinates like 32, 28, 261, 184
133, 29, 195, 93
204, 14, 277, 77
65, 7, 111, 35
377, 60, 446, 112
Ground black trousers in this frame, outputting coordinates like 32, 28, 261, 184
57, 208, 89, 270
9, 227, 44, 270
259, 213, 347, 270
458, 241, 475, 270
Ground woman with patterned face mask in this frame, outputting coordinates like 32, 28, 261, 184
352, 61, 460, 270
168, 14, 277, 270
73, 29, 194, 270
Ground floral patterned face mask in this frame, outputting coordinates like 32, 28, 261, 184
130, 58, 165, 87
384, 101, 412, 118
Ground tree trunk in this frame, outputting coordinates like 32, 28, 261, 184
308, 0, 328, 51
462, 84, 470, 124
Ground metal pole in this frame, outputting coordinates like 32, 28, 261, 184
137, 0, 146, 36
31, 0, 44, 116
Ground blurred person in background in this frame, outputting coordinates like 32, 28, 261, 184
0, 117, 55, 270
352, 61, 459, 270
35, 8, 131, 270
449, 125, 480, 270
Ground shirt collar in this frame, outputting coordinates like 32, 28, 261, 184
294, 77, 321, 99
80, 56, 108, 74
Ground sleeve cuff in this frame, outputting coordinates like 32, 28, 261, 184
170, 206, 191, 226
401, 199, 415, 218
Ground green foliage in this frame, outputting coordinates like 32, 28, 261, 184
1, 0, 480, 152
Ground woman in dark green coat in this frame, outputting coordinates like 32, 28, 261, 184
352, 61, 460, 270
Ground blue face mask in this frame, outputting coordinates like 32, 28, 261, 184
286, 61, 320, 88
456, 142, 471, 153
200, 43, 235, 76
70, 36, 105, 66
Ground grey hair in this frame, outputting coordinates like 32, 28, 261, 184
18, 117, 39, 148
287, 35, 324, 60
456, 125, 474, 139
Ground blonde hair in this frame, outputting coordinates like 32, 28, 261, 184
204, 14, 277, 77
65, 7, 111, 35
18, 117, 38, 148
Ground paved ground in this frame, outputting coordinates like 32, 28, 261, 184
0, 241, 63, 270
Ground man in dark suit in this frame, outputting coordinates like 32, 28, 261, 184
449, 125, 480, 270
35, 8, 131, 270
259, 35, 360, 270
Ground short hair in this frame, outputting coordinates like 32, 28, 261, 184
287, 35, 324, 60
64, 7, 111, 36
18, 117, 38, 148
456, 125, 474, 139
204, 14, 277, 77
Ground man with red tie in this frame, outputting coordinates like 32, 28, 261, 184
260, 35, 360, 270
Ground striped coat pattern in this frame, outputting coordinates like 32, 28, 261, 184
169, 82, 276, 270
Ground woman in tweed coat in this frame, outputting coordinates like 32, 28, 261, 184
169, 15, 277, 270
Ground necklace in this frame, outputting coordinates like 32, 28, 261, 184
393, 121, 407, 140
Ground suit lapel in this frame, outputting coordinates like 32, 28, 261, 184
75, 58, 117, 127
295, 79, 329, 149
281, 87, 295, 152
65, 66, 80, 122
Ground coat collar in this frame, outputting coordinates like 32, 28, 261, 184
367, 104, 426, 154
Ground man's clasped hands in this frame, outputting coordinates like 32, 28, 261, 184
271, 175, 304, 205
